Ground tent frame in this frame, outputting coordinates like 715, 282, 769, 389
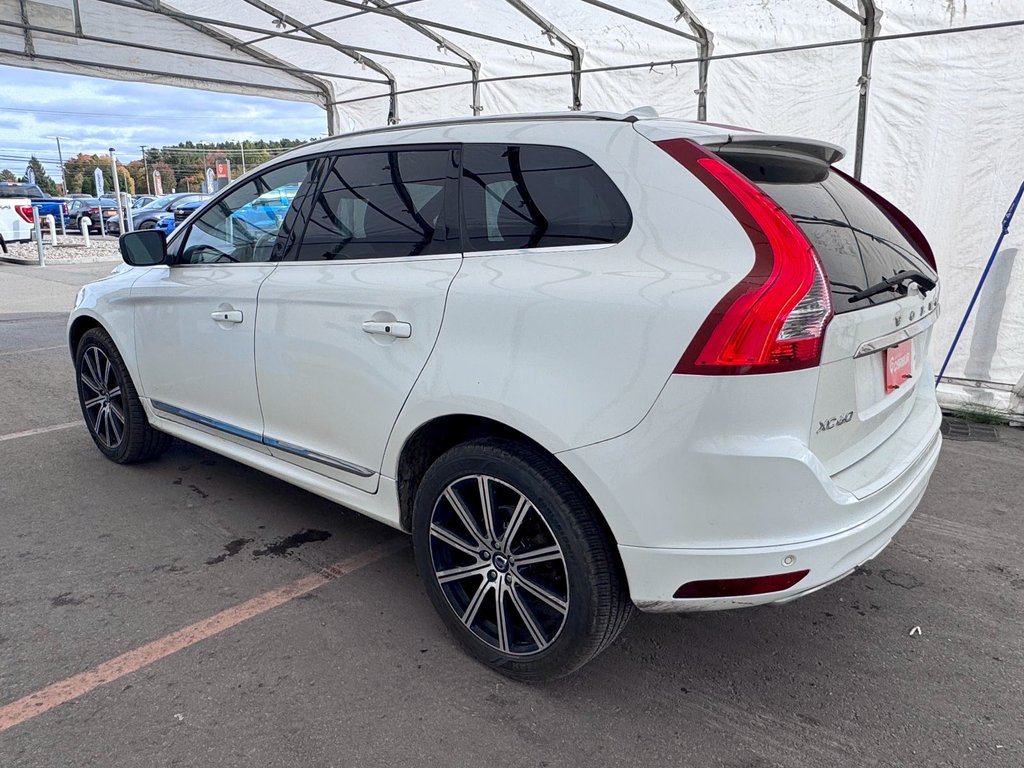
4, 0, 1017, 176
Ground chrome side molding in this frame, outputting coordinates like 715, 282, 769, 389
150, 400, 374, 478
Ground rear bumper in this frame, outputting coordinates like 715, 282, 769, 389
557, 370, 942, 613
619, 428, 938, 611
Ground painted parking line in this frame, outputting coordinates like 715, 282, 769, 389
0, 345, 66, 356
0, 537, 408, 733
0, 422, 81, 442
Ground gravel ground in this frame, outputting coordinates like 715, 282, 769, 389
1, 233, 122, 264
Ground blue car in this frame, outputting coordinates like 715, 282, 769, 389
154, 199, 203, 235
154, 186, 297, 237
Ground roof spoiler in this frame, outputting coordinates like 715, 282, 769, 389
694, 133, 845, 166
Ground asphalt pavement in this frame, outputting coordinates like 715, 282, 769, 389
1, 263, 1022, 767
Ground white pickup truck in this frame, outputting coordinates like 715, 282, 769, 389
0, 195, 34, 250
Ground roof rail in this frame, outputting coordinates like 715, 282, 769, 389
304, 107, 661, 149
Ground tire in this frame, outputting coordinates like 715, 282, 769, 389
412, 438, 634, 681
75, 327, 171, 464
139, 220, 156, 230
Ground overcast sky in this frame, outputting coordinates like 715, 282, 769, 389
0, 65, 329, 181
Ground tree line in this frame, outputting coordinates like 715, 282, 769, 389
1, 138, 313, 197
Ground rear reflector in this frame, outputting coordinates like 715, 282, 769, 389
657, 139, 833, 375
674, 570, 810, 599
15, 205, 34, 223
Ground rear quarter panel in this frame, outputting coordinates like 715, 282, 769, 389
382, 121, 756, 473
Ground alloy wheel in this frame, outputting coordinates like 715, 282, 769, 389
429, 475, 569, 656
79, 345, 126, 450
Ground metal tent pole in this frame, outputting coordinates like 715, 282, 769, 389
667, 1, 714, 121
505, 0, 583, 110
854, 1, 880, 179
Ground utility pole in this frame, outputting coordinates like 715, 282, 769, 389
51, 136, 69, 194
240, 142, 247, 175
140, 145, 151, 194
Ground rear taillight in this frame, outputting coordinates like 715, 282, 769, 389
657, 139, 833, 375
15, 205, 34, 223
832, 167, 936, 272
62, 203, 69, 216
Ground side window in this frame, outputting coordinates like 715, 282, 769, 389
292, 149, 457, 261
461, 144, 631, 252
178, 160, 313, 265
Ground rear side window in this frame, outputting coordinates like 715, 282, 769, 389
461, 144, 630, 252
0, 185, 43, 199
292, 149, 458, 261
726, 151, 933, 313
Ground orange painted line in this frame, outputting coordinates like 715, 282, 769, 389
0, 538, 407, 733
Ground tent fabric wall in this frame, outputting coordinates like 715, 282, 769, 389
3, 0, 1022, 414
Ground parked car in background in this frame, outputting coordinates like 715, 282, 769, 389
108, 193, 207, 233
132, 195, 158, 209
155, 198, 204, 236
67, 198, 118, 234
0, 183, 69, 227
0, 193, 34, 244
69, 111, 942, 680
153, 213, 175, 236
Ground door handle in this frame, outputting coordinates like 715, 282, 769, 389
362, 320, 411, 339
211, 310, 243, 323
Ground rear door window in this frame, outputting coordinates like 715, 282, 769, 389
291, 148, 458, 261
460, 144, 631, 252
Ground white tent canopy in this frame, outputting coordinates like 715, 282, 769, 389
3, 0, 1023, 414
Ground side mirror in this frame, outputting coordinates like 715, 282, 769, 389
120, 229, 168, 266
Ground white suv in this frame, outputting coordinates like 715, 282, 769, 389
69, 111, 941, 680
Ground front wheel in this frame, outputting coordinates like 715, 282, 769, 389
75, 327, 171, 463
138, 220, 157, 230
412, 438, 634, 681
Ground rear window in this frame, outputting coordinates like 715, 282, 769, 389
461, 144, 631, 252
721, 151, 933, 313
0, 184, 43, 199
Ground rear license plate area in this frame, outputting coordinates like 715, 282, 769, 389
884, 340, 913, 393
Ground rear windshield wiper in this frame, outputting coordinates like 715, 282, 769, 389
848, 270, 936, 303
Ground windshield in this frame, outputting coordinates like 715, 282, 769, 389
141, 194, 181, 210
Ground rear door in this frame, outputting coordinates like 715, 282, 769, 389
717, 144, 940, 490
254, 146, 461, 492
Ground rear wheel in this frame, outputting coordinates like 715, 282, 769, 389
75, 327, 171, 463
412, 438, 634, 681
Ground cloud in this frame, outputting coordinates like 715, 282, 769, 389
0, 66, 327, 178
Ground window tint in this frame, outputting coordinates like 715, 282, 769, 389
178, 161, 312, 265
755, 179, 871, 314
292, 149, 457, 261
729, 151, 933, 313
461, 144, 630, 252
0, 184, 43, 199
822, 174, 935, 288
